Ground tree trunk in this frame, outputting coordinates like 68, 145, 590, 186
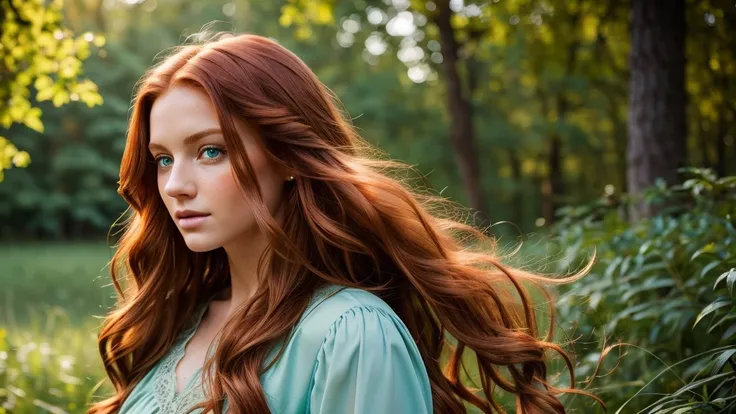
627, 0, 687, 220
508, 149, 523, 228
716, 120, 726, 177
542, 134, 563, 224
715, 73, 729, 177
434, 0, 487, 223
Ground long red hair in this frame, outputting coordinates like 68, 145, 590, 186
89, 33, 601, 414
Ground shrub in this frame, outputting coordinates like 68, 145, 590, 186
553, 168, 736, 413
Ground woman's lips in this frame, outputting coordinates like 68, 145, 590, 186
177, 214, 210, 229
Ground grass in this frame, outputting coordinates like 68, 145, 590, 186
0, 317, 111, 413
1, 242, 116, 413
0, 242, 117, 325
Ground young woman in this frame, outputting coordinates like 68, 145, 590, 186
89, 33, 600, 414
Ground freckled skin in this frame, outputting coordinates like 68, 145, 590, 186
148, 85, 286, 252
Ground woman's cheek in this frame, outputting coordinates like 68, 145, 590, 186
213, 168, 241, 203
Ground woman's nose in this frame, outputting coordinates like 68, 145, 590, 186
164, 162, 197, 199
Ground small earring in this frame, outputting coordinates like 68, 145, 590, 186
286, 176, 294, 182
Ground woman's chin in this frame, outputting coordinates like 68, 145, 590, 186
182, 235, 221, 253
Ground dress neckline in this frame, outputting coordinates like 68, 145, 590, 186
152, 302, 211, 412
151, 284, 344, 412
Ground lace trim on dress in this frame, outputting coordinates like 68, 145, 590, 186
153, 304, 210, 414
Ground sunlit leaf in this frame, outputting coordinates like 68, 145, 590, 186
22, 107, 44, 133
0, 0, 104, 179
12, 151, 31, 168
581, 15, 599, 42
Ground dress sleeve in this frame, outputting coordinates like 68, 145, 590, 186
309, 305, 433, 414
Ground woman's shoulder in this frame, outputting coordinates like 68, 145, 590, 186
290, 284, 408, 351
299, 285, 433, 413
308, 284, 395, 315
262, 285, 432, 413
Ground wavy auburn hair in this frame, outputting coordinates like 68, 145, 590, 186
89, 33, 602, 414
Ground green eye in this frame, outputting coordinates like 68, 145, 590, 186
157, 156, 173, 167
203, 147, 221, 159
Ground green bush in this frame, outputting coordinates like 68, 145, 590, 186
553, 168, 736, 413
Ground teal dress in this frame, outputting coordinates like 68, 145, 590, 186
119, 285, 433, 413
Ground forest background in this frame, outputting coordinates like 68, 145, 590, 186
1, 0, 735, 412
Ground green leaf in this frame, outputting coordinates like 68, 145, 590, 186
604, 256, 622, 279
723, 323, 736, 341
671, 371, 733, 396
694, 298, 733, 328
708, 312, 736, 333
638, 240, 653, 255
672, 405, 700, 414
622, 261, 668, 283
713, 268, 736, 290
621, 278, 675, 301
700, 260, 722, 279
620, 255, 632, 276
709, 348, 736, 376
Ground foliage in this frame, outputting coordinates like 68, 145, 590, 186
1, 0, 733, 237
552, 168, 736, 412
0, 0, 104, 181
279, 0, 735, 224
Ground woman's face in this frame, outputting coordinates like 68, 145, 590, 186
148, 85, 286, 252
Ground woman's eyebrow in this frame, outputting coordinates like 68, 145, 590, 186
148, 128, 223, 152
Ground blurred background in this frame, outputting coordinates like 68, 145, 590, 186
1, 0, 735, 413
